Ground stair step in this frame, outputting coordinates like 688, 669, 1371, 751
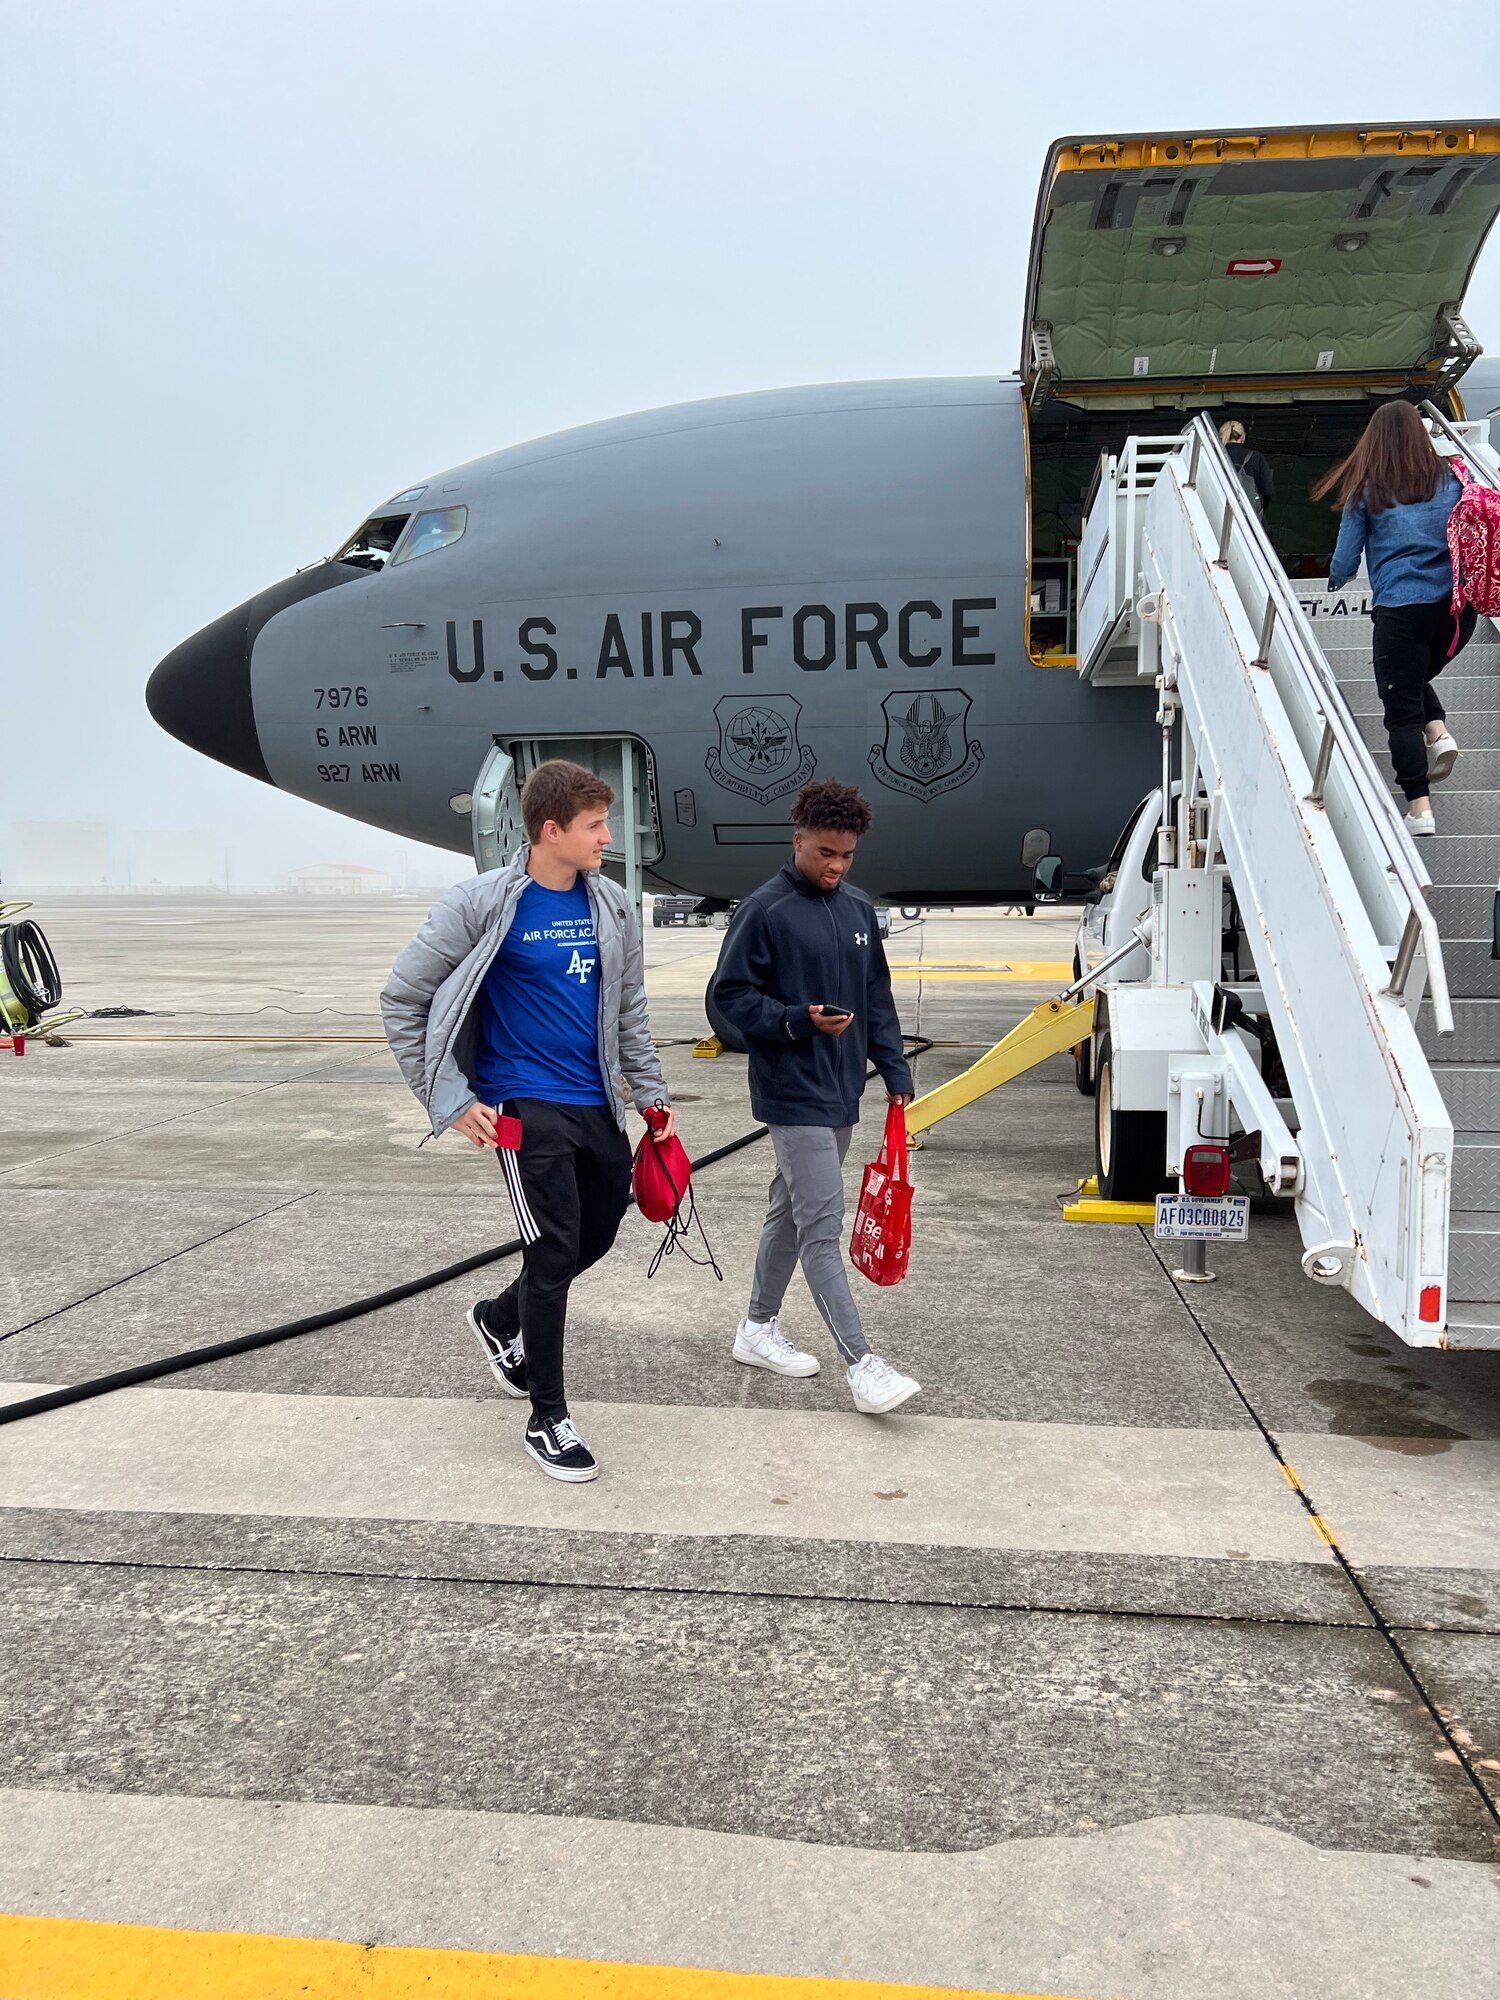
1434, 1068, 1500, 1131
1418, 835, 1500, 886
1435, 942, 1500, 999
1419, 999, 1500, 1063
1336, 672, 1500, 712
1413, 794, 1500, 836
1453, 1141, 1500, 1211
1428, 883, 1500, 935
1344, 680, 1500, 728
1360, 716, 1500, 752
1350, 697, 1500, 736
1447, 1217, 1500, 1302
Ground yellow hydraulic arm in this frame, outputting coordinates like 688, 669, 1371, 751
905, 996, 1094, 1137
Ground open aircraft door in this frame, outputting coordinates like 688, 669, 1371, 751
1018, 123, 1500, 667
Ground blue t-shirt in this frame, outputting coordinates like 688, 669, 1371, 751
473, 878, 608, 1108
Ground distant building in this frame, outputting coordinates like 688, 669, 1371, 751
5, 820, 111, 888
286, 862, 394, 896
128, 830, 222, 888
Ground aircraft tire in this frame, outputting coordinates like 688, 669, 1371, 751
1072, 954, 1096, 1096
704, 975, 749, 1054
1093, 1034, 1169, 1201
900, 906, 921, 921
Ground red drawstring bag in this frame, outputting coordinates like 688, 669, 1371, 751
633, 1105, 722, 1281
849, 1102, 914, 1286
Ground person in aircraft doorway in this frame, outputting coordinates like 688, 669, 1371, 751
381, 759, 673, 1485
1317, 400, 1477, 838
1219, 420, 1275, 520
711, 779, 921, 1414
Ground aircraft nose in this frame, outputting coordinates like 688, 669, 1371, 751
147, 598, 269, 783
147, 563, 365, 784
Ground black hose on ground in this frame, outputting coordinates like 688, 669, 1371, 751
2, 920, 64, 1026
0, 1038, 934, 1433
0, 1126, 774, 1431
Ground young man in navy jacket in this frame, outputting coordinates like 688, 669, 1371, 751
712, 780, 920, 1413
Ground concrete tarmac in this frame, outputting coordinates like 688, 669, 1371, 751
1, 892, 1499, 1998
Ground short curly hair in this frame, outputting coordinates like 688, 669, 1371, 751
791, 779, 873, 837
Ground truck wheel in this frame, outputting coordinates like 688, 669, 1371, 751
704, 976, 748, 1053
1072, 954, 1096, 1096
1094, 1033, 1168, 1201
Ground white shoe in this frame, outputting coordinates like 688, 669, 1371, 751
847, 1352, 921, 1414
733, 1316, 820, 1377
1407, 809, 1436, 838
1427, 733, 1459, 784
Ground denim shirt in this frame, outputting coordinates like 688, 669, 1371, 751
1327, 470, 1460, 607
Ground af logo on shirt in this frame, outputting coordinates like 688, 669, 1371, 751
519, 915, 598, 987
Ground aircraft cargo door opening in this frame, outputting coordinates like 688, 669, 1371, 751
1019, 124, 1500, 668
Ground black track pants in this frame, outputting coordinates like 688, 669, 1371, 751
1372, 597, 1477, 801
487, 1098, 633, 1421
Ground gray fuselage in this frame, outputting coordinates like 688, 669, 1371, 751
151, 376, 1176, 899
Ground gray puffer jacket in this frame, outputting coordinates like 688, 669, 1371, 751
380, 851, 669, 1138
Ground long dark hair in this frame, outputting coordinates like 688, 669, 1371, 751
1312, 400, 1444, 514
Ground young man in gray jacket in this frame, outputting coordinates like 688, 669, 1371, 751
381, 760, 673, 1484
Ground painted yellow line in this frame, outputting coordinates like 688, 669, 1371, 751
889, 964, 1071, 984
0, 1915, 1091, 2000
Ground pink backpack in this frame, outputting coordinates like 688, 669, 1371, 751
1448, 459, 1500, 624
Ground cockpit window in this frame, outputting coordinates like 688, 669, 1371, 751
391, 505, 467, 566
335, 512, 410, 571
388, 485, 427, 506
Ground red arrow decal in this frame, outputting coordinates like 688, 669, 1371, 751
1226, 258, 1281, 277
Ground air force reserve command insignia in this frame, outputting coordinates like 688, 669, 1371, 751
869, 688, 984, 800
706, 693, 816, 804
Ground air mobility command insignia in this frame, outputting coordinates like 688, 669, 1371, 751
706, 694, 816, 804
869, 689, 983, 800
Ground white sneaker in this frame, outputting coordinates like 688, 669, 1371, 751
732, 1316, 820, 1378
1427, 733, 1460, 784
1407, 809, 1436, 838
847, 1352, 921, 1414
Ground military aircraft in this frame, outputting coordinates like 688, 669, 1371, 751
148, 123, 1500, 908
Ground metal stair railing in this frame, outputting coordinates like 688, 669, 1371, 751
1091, 416, 1459, 1339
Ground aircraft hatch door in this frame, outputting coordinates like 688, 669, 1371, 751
1023, 124, 1500, 408
492, 736, 662, 936
470, 744, 526, 876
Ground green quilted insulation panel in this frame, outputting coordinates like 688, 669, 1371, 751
1031, 155, 1500, 388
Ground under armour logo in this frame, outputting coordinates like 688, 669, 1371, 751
854, 931, 868, 946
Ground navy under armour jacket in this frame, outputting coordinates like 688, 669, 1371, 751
711, 863, 914, 1127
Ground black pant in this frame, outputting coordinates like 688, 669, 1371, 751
488, 1099, 633, 1421
1372, 597, 1477, 801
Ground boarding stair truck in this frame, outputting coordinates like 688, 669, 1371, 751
1012, 123, 1500, 1348
1065, 409, 1500, 1349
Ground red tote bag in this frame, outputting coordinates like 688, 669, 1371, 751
849, 1102, 914, 1286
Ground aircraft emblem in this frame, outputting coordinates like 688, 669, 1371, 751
706, 693, 816, 804
869, 689, 984, 801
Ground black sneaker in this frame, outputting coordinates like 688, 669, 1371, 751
523, 1412, 599, 1483
466, 1302, 527, 1399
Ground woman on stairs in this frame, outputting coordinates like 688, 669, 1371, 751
1317, 400, 1476, 836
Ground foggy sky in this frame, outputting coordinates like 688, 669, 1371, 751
4, 0, 1497, 887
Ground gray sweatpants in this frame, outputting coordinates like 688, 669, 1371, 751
748, 1123, 869, 1363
